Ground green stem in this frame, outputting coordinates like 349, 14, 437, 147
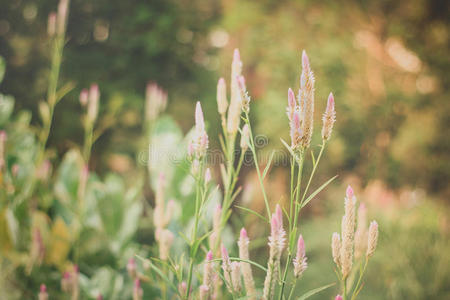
350, 259, 368, 300
244, 112, 270, 219
299, 141, 326, 206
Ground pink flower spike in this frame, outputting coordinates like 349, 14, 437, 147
79, 89, 88, 106
335, 295, 343, 300
221, 244, 229, 260
134, 278, 141, 288
296, 235, 305, 257
233, 48, 241, 62
40, 284, 47, 293
288, 88, 296, 108
97, 294, 103, 300
346, 185, 354, 199
327, 92, 335, 110
275, 204, 283, 228
302, 50, 310, 70
206, 250, 213, 261
240, 227, 248, 239
205, 168, 211, 184
195, 101, 205, 132
270, 216, 279, 236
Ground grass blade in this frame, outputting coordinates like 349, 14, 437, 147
301, 175, 338, 208
297, 282, 336, 300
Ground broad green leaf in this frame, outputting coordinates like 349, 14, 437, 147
301, 175, 338, 208
0, 94, 14, 126
297, 282, 336, 300
46, 217, 72, 268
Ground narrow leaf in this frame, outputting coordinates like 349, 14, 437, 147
262, 150, 276, 179
301, 175, 338, 208
235, 205, 268, 222
280, 138, 300, 164
297, 282, 336, 300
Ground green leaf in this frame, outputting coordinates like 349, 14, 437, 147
301, 175, 338, 208
235, 205, 268, 222
262, 150, 275, 179
0, 56, 5, 83
280, 138, 301, 164
310, 150, 316, 166
136, 255, 179, 295
297, 282, 336, 300
0, 94, 14, 126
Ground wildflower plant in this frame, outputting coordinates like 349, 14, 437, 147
0, 1, 382, 297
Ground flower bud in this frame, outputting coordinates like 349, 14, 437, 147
47, 13, 57, 37
217, 77, 228, 115
321, 92, 336, 141
366, 221, 379, 258
240, 124, 250, 150
39, 284, 48, 300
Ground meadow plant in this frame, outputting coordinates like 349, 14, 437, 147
0, 1, 382, 297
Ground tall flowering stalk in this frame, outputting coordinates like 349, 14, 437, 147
278, 50, 336, 299
263, 205, 286, 300
15, 0, 71, 207
185, 101, 211, 299
331, 186, 379, 300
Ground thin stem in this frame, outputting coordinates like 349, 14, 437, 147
350, 258, 368, 300
244, 112, 270, 219
300, 141, 326, 206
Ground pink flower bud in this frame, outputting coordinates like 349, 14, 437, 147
346, 185, 354, 199
233, 48, 241, 63
302, 50, 310, 71
195, 101, 205, 132
288, 88, 296, 109
240, 227, 247, 239
127, 258, 137, 278
47, 12, 56, 37
335, 295, 343, 300
205, 168, 211, 184
39, 284, 48, 300
79, 89, 88, 106
275, 204, 283, 228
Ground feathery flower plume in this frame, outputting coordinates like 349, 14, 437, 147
290, 110, 303, 149
227, 49, 243, 134
191, 159, 200, 175
61, 272, 71, 292
331, 232, 342, 269
340, 185, 356, 279
209, 204, 222, 250
299, 50, 315, 149
205, 168, 212, 184
56, 0, 69, 35
39, 284, 48, 300
133, 279, 143, 300
366, 221, 379, 258
217, 77, 228, 116
202, 251, 214, 296
238, 75, 251, 113
30, 227, 45, 268
178, 281, 187, 297
335, 295, 343, 300
321, 92, 336, 141
354, 203, 367, 260
159, 229, 174, 260
96, 294, 103, 300
127, 258, 137, 279
293, 234, 308, 277
47, 13, 57, 37
221, 244, 233, 293
87, 84, 100, 123
240, 124, 250, 150
231, 262, 242, 293
263, 206, 286, 299
199, 285, 210, 300
286, 88, 296, 121
145, 82, 167, 122
190, 102, 209, 158
238, 228, 256, 298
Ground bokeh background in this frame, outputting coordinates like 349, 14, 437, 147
1, 0, 449, 299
